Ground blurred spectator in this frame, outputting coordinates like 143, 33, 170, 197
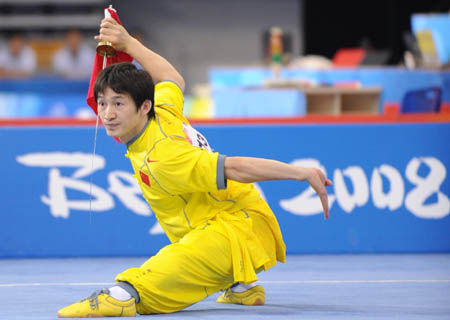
52, 29, 95, 78
0, 32, 37, 78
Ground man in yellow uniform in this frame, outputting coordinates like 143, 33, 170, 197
58, 17, 332, 318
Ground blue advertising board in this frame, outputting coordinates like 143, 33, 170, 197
0, 77, 92, 118
1, 122, 449, 257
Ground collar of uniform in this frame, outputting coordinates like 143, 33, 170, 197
126, 120, 150, 149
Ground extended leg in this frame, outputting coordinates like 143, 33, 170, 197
58, 224, 235, 317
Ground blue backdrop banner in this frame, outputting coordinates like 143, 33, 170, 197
1, 122, 449, 257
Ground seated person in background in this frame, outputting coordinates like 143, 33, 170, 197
0, 32, 36, 78
52, 29, 95, 79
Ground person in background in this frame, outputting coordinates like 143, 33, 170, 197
0, 32, 37, 78
52, 29, 95, 79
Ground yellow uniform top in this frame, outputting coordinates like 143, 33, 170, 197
126, 81, 285, 283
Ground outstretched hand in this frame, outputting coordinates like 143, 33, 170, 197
304, 167, 332, 220
94, 18, 133, 53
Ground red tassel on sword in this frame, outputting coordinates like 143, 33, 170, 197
86, 5, 133, 115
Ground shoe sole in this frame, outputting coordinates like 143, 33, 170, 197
241, 291, 265, 306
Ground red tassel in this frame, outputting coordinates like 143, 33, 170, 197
86, 7, 133, 115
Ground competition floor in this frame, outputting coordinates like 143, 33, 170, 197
1, 254, 449, 319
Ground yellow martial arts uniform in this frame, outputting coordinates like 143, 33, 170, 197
115, 81, 286, 314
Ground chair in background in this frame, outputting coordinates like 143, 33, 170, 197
332, 48, 366, 67
400, 87, 442, 113
29, 39, 63, 72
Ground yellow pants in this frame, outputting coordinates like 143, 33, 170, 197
116, 199, 286, 314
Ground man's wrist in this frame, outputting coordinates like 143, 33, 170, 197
296, 167, 309, 182
125, 37, 140, 56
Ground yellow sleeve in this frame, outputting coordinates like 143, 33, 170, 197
152, 138, 227, 195
154, 81, 185, 119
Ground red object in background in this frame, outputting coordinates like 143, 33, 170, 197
86, 7, 133, 115
441, 103, 450, 114
383, 103, 400, 116
332, 48, 366, 67
2, 113, 450, 127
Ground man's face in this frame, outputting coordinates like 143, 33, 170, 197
97, 87, 149, 144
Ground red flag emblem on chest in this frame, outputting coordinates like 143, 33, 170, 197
139, 171, 151, 187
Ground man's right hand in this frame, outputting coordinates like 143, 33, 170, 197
304, 167, 332, 220
94, 16, 185, 91
94, 18, 135, 53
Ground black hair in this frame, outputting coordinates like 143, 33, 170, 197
94, 62, 155, 119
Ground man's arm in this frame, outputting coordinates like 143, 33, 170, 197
224, 156, 332, 219
95, 18, 185, 91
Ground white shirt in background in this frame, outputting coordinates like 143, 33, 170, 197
0, 45, 37, 73
52, 44, 95, 78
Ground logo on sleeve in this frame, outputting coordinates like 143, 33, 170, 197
147, 157, 158, 163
